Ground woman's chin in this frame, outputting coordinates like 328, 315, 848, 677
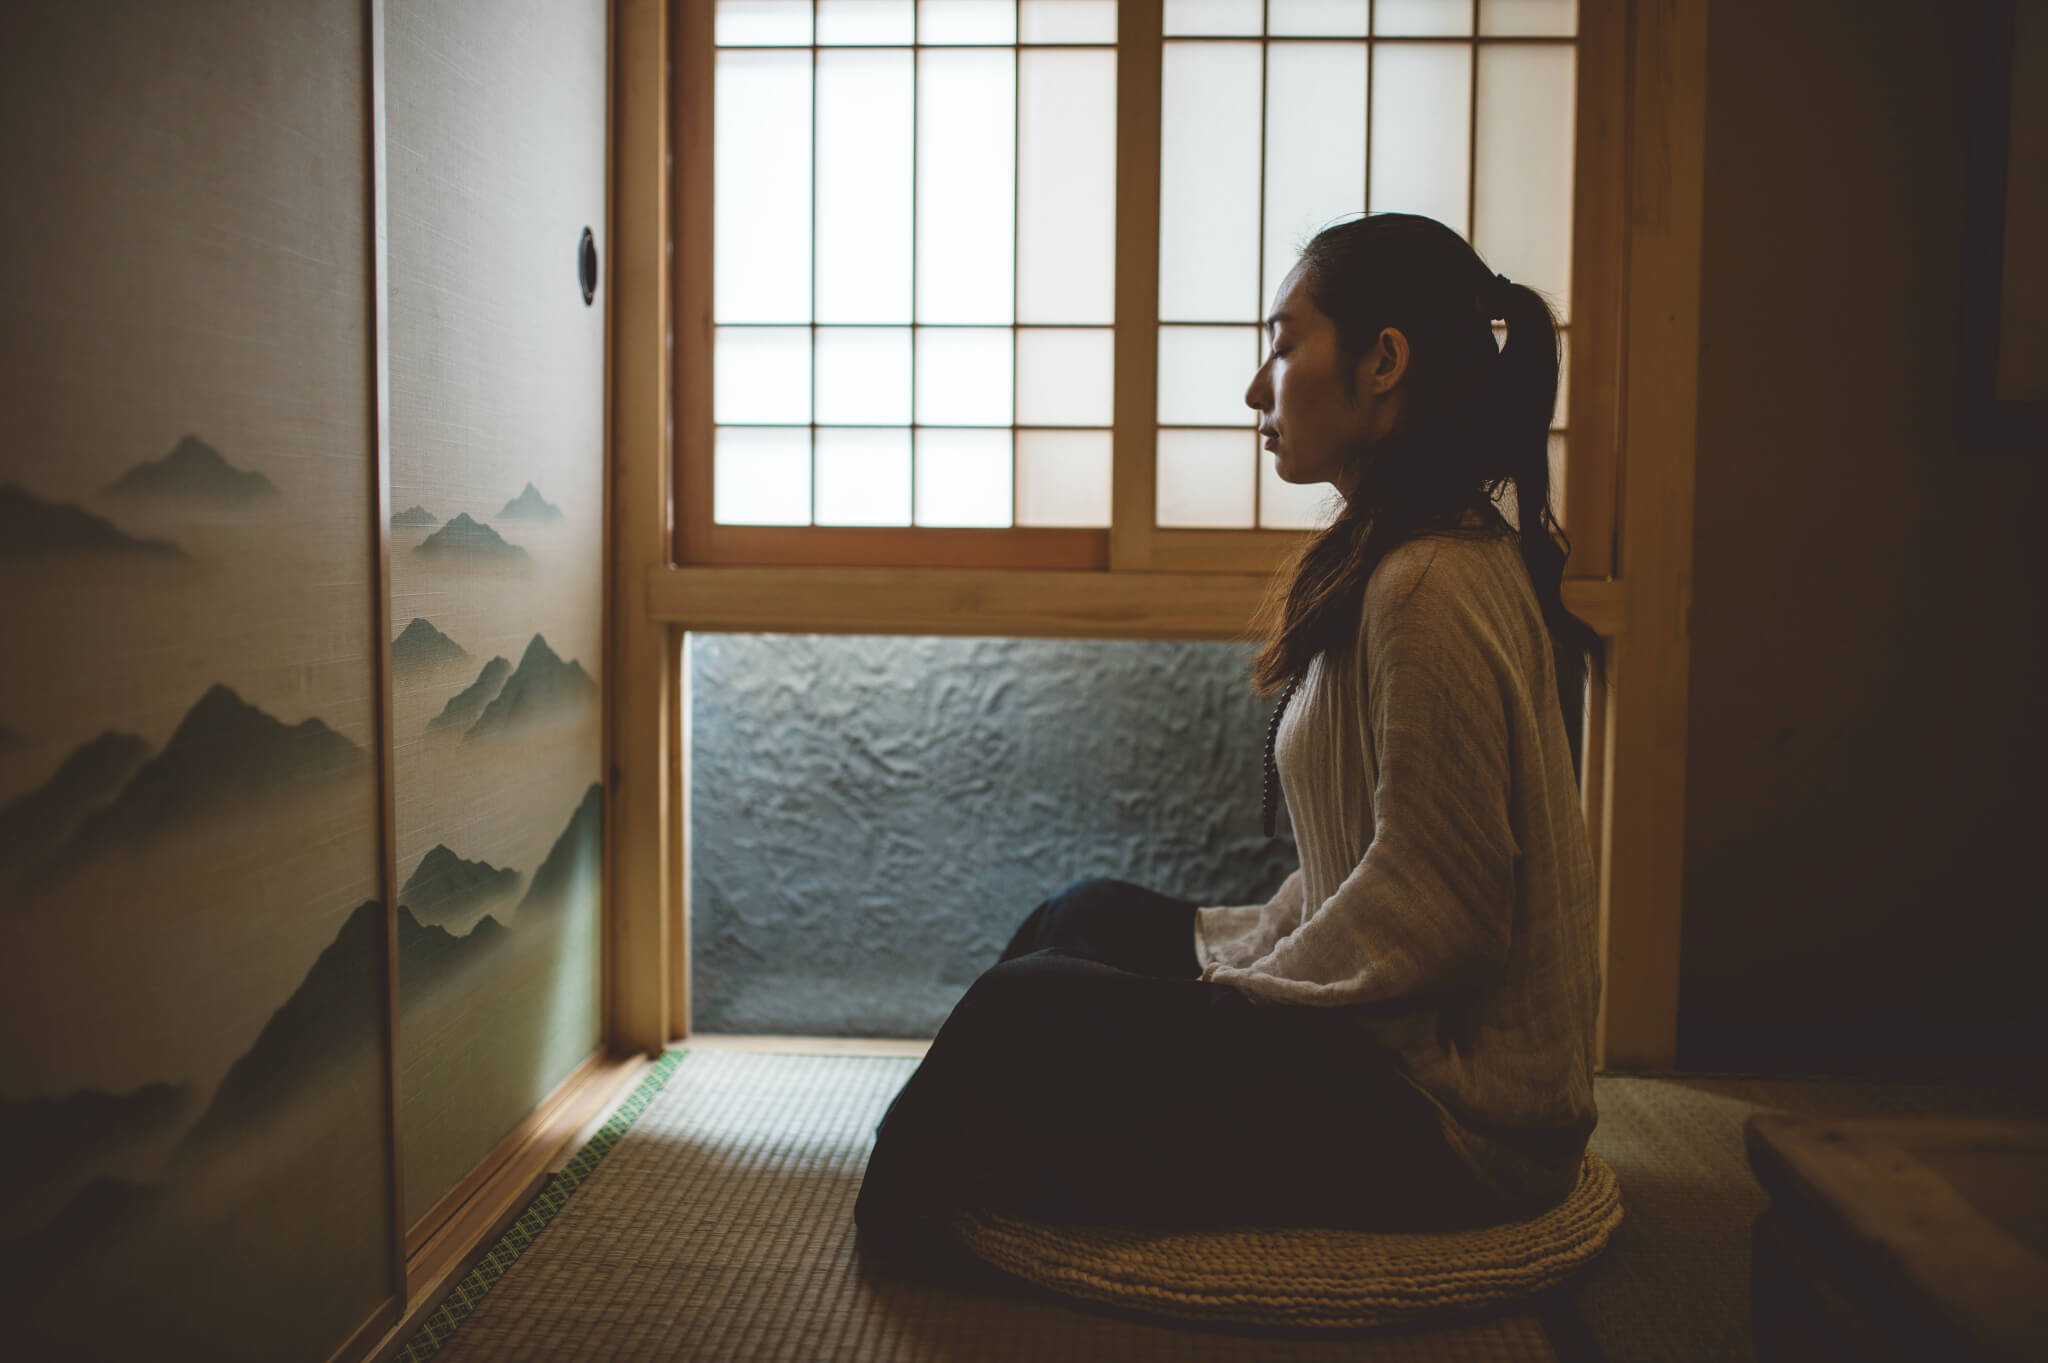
1270, 456, 1308, 486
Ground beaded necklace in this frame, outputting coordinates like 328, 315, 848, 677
1260, 672, 1302, 838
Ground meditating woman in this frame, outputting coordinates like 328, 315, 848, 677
855, 212, 1606, 1257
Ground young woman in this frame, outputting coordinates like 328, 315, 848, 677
854, 213, 1606, 1258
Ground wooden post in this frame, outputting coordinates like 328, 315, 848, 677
606, 0, 677, 1055
1597, 0, 1708, 1069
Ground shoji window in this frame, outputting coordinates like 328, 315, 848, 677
692, 0, 1120, 568
1147, 0, 1577, 554
678, 0, 1608, 576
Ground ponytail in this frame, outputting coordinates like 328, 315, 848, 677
1491, 276, 1607, 692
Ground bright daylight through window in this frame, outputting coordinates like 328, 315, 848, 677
708, 0, 1576, 543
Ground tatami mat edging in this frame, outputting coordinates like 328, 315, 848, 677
394, 1050, 687, 1363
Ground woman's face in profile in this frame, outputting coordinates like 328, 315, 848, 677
1245, 261, 1407, 502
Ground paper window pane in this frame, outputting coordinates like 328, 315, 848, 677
715, 326, 811, 424
1016, 431, 1112, 526
1264, 43, 1367, 314
915, 327, 1015, 425
816, 428, 914, 525
1158, 325, 1258, 426
1019, 48, 1118, 325
1260, 456, 1342, 529
1373, 0, 1471, 35
1479, 0, 1577, 36
1475, 43, 1575, 322
1156, 429, 1256, 527
1369, 43, 1470, 235
815, 328, 913, 425
1550, 432, 1567, 528
817, 50, 914, 324
1555, 327, 1569, 429
1162, 0, 1262, 35
917, 49, 1017, 324
715, 427, 812, 524
716, 0, 813, 45
1267, 0, 1368, 36
1021, 0, 1118, 42
919, 0, 1017, 43
1017, 328, 1114, 426
915, 429, 1014, 525
818, 0, 916, 43
1158, 42, 1263, 321
715, 52, 812, 323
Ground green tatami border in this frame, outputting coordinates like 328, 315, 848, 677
394, 1048, 687, 1363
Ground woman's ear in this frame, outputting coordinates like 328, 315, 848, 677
1356, 327, 1409, 398
1372, 328, 1411, 392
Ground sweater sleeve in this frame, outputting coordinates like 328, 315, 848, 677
1203, 549, 1521, 1006
1194, 867, 1305, 971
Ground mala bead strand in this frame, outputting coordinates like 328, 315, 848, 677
1260, 673, 1301, 838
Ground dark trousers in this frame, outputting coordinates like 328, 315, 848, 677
852, 877, 1519, 1256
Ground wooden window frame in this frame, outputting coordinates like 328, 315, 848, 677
672, 0, 1620, 580
610, 0, 1705, 1072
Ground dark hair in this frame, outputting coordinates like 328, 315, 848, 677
1249, 213, 1606, 705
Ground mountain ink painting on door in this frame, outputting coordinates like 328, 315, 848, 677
384, 0, 611, 1237
0, 3, 393, 1358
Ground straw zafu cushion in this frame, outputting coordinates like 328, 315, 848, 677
952, 1151, 1622, 1330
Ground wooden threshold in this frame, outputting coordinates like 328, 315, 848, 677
348, 1048, 649, 1363
685, 1034, 933, 1059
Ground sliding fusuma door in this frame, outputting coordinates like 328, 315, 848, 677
383, 0, 611, 1231
0, 1, 395, 1357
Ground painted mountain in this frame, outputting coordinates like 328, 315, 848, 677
414, 512, 527, 559
398, 905, 509, 1001
428, 656, 511, 732
172, 900, 384, 1162
497, 482, 562, 521
391, 504, 438, 527
465, 635, 596, 741
391, 617, 469, 672
0, 483, 185, 560
1, 901, 388, 1354
400, 844, 519, 925
0, 1082, 192, 1231
23, 687, 363, 891
0, 731, 150, 891
0, 1173, 161, 1289
516, 783, 602, 915
103, 434, 279, 502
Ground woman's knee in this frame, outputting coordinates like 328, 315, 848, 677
946, 951, 1112, 1043
1049, 875, 1140, 910
1004, 876, 1133, 960
1035, 876, 1145, 941
957, 950, 1067, 1014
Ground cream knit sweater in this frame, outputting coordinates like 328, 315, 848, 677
1195, 526, 1602, 1203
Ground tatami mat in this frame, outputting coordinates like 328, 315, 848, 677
417, 1050, 2048, 1363
425, 1050, 1559, 1362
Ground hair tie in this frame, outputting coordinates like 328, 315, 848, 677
1489, 272, 1515, 322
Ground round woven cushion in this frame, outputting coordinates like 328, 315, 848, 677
952, 1151, 1622, 1331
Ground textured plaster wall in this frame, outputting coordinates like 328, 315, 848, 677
689, 635, 1297, 1037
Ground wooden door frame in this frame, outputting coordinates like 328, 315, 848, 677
605, 0, 1707, 1069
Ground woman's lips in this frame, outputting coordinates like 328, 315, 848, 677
1263, 436, 1279, 451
